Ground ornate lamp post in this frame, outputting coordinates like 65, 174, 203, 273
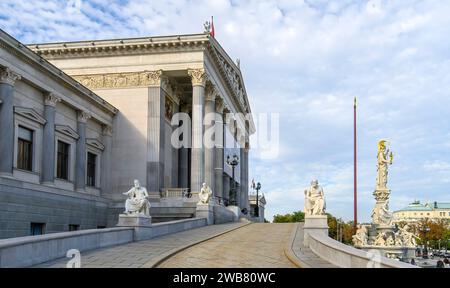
255, 182, 261, 217
226, 154, 239, 206
421, 226, 431, 259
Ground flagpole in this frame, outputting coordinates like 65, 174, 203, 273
353, 97, 358, 231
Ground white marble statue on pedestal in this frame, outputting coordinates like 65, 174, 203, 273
198, 183, 212, 205
123, 179, 151, 216
304, 180, 326, 216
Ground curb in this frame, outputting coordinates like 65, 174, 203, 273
283, 223, 311, 268
143, 221, 253, 268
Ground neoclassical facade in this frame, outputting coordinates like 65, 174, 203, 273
0, 28, 255, 239
393, 200, 450, 224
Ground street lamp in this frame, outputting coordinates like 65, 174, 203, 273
226, 154, 239, 206
421, 226, 431, 259
255, 182, 261, 217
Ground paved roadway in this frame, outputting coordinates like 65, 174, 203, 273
158, 223, 297, 268
35, 222, 300, 268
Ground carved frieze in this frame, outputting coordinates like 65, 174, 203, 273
72, 70, 164, 89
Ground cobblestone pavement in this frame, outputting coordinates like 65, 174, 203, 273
158, 223, 298, 268
35, 222, 246, 268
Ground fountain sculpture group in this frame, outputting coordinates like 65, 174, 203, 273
352, 140, 417, 260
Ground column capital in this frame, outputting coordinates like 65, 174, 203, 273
44, 92, 61, 107
188, 68, 207, 87
102, 124, 113, 136
205, 81, 219, 102
215, 97, 226, 114
0, 67, 21, 86
142, 70, 164, 87
77, 110, 92, 123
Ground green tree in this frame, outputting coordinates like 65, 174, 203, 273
272, 211, 305, 223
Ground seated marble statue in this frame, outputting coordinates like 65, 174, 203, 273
123, 179, 151, 216
304, 180, 325, 216
198, 183, 212, 205
352, 225, 368, 246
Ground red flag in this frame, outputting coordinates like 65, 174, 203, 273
210, 16, 215, 38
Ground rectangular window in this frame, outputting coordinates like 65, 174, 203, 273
17, 126, 33, 171
30, 223, 45, 236
86, 152, 97, 187
68, 224, 79, 231
57, 141, 70, 180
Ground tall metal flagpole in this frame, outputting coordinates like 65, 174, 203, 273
353, 97, 358, 231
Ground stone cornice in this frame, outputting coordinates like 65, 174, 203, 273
0, 30, 117, 115
188, 68, 207, 87
44, 92, 61, 107
28, 34, 209, 59
0, 66, 21, 86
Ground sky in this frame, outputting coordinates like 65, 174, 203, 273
1, 0, 450, 222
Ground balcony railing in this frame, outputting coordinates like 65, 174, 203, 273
160, 188, 190, 198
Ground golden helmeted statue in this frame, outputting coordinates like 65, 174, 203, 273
376, 140, 393, 191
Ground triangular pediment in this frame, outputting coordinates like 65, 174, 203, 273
86, 138, 105, 151
14, 107, 46, 125
55, 125, 79, 140
207, 40, 250, 113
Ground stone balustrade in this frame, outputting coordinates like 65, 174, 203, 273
0, 217, 206, 267
306, 230, 417, 268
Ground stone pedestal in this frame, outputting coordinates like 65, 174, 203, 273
303, 215, 328, 247
196, 203, 214, 225
117, 214, 152, 227
226, 205, 241, 222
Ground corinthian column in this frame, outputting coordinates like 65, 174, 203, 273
75, 110, 91, 191
0, 67, 21, 176
214, 98, 225, 200
146, 70, 166, 199
204, 82, 217, 197
188, 68, 206, 195
42, 92, 61, 184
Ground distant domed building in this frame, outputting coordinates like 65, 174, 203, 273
393, 200, 450, 224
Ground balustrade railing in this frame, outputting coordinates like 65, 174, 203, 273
160, 188, 190, 198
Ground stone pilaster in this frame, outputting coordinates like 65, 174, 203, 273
0, 67, 21, 176
204, 82, 216, 197
101, 125, 113, 196
188, 68, 206, 194
214, 98, 225, 200
147, 70, 166, 199
75, 110, 91, 191
41, 92, 61, 184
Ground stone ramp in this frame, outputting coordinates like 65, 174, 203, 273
158, 223, 298, 268
285, 222, 336, 268
34, 222, 247, 268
